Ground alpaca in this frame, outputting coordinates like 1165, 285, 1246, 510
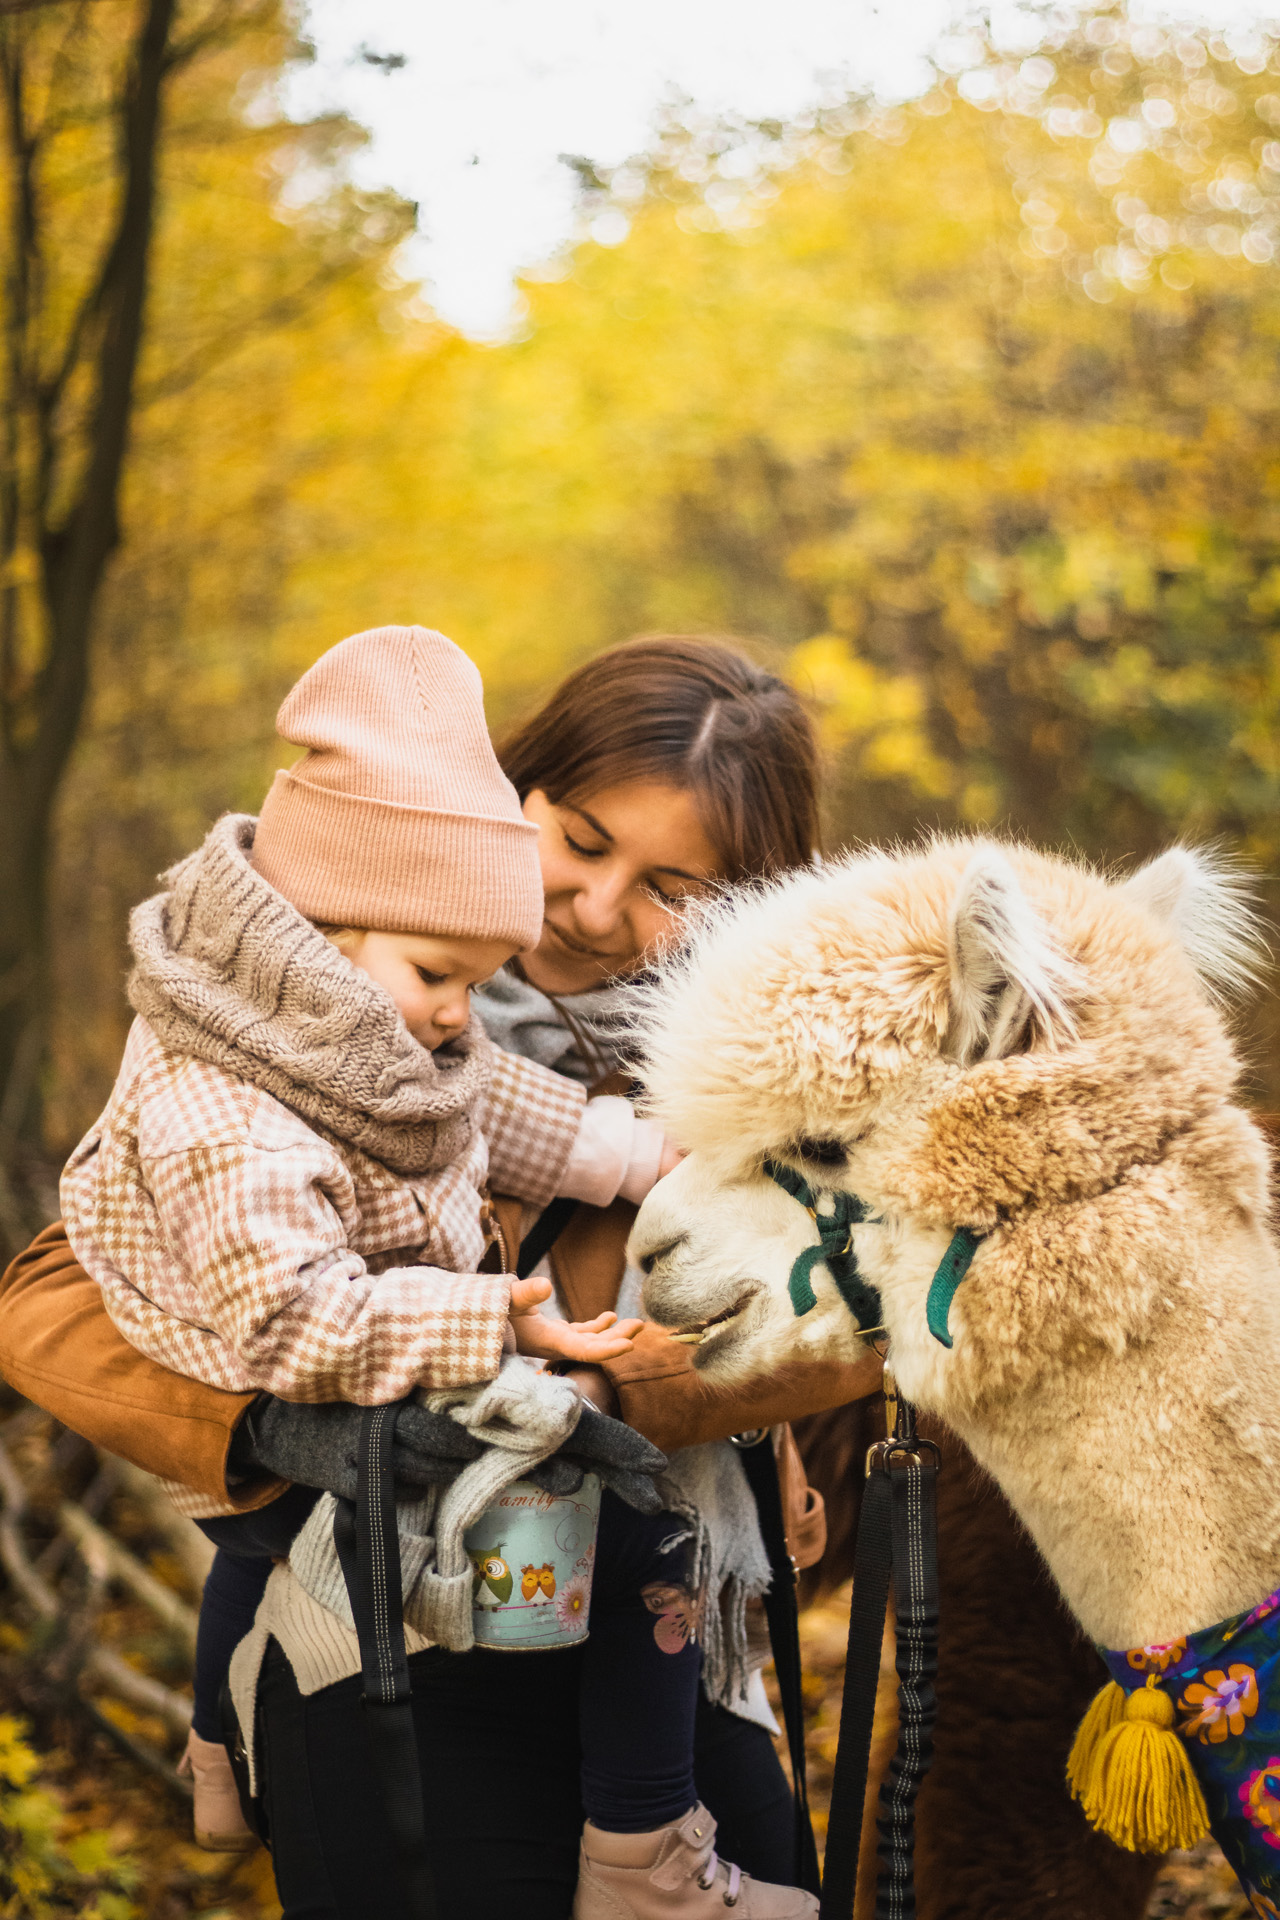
794, 1398, 1162, 1920
630, 840, 1280, 1903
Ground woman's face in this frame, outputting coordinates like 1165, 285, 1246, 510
521, 782, 721, 995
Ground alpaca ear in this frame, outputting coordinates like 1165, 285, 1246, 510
1118, 846, 1266, 1003
947, 846, 1079, 1062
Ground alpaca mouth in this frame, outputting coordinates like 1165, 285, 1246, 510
668, 1289, 759, 1349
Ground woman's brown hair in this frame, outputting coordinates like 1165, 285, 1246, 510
497, 636, 819, 882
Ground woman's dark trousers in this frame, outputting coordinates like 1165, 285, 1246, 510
257, 1493, 795, 1917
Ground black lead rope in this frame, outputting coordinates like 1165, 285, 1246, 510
819, 1380, 940, 1920
733, 1431, 823, 1897
334, 1404, 436, 1920
818, 1464, 893, 1918
875, 1426, 939, 1920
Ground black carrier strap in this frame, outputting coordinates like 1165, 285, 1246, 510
818, 1462, 892, 1917
819, 1385, 940, 1920
334, 1403, 436, 1920
733, 1431, 822, 1896
329, 1189, 585, 1920
516, 1196, 580, 1277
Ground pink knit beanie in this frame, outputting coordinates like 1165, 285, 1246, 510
252, 626, 543, 949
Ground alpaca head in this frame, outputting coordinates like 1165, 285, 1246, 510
631, 838, 1262, 1386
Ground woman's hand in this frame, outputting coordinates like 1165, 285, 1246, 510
508, 1276, 643, 1365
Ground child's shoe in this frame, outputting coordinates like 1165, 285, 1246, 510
177, 1729, 258, 1852
572, 1803, 818, 1917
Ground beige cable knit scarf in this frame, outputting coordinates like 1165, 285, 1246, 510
128, 813, 492, 1176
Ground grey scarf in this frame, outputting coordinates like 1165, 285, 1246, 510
128, 813, 491, 1175
658, 1445, 771, 1709
471, 964, 635, 1088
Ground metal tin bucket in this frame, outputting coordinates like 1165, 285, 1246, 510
463, 1473, 601, 1650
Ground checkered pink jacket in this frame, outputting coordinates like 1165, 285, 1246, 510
62, 1018, 586, 1413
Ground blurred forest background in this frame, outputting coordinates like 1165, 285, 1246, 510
0, 0, 1278, 1909
6, 0, 1280, 1195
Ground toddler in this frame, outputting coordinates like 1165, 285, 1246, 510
62, 626, 814, 1919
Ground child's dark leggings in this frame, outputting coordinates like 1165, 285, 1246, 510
191, 1484, 320, 1740
194, 1485, 702, 1832
579, 1488, 701, 1831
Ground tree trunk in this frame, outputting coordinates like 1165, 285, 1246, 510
0, 0, 176, 1156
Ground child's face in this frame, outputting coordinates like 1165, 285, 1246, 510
342, 931, 516, 1050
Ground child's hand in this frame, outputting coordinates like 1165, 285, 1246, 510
509, 1276, 643, 1365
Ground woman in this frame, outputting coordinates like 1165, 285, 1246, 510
0, 636, 873, 1918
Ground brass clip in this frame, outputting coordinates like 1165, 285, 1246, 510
883, 1363, 898, 1440
866, 1364, 901, 1476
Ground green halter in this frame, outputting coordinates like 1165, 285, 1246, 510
762, 1160, 878, 1325
761, 1161, 984, 1349
924, 1226, 983, 1349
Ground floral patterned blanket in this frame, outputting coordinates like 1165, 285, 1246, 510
1102, 1588, 1280, 1915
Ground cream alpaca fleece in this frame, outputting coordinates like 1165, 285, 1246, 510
632, 839, 1280, 1654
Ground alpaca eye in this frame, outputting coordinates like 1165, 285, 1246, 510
794, 1136, 847, 1169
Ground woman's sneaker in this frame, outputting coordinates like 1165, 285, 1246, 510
572, 1804, 818, 1917
177, 1729, 258, 1852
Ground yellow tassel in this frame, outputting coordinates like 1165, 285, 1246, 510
1066, 1680, 1128, 1799
1068, 1677, 1211, 1854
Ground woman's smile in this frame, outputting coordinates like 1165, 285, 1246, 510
542, 916, 629, 964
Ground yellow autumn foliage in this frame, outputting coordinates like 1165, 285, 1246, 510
47, 4, 1280, 1133
0, 1714, 137, 1917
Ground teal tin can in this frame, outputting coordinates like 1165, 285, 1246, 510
463, 1473, 601, 1650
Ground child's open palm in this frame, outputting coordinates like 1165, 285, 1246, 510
508, 1277, 642, 1365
